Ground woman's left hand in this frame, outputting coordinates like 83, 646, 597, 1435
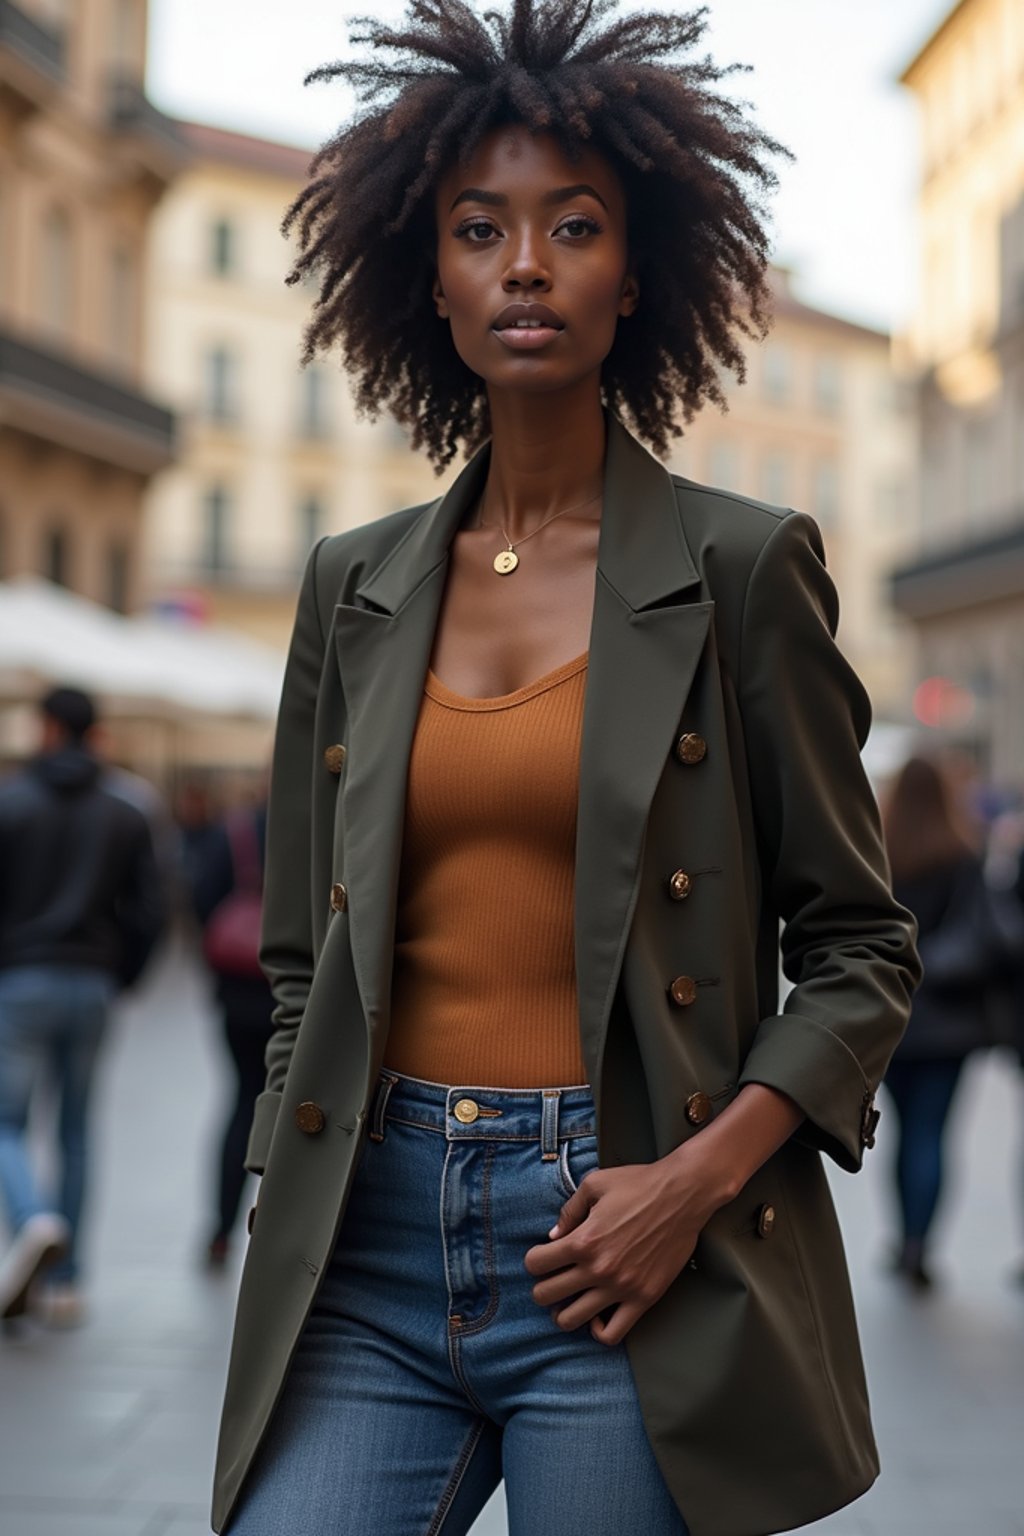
523, 1151, 724, 1346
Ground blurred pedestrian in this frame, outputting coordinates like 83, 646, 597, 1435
0, 687, 164, 1325
882, 755, 1012, 1289
1012, 837, 1024, 1285
190, 798, 272, 1270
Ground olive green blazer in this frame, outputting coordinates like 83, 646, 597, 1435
213, 416, 920, 1536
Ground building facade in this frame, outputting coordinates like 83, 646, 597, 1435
895, 0, 1024, 785
670, 267, 919, 720
142, 121, 438, 650
0, 0, 182, 611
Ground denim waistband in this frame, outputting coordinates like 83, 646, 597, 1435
369, 1071, 596, 1155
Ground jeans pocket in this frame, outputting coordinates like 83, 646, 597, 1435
557, 1134, 600, 1200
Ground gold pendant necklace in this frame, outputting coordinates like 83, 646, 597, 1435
478, 490, 602, 576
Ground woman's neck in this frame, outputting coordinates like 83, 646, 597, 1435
480, 384, 606, 538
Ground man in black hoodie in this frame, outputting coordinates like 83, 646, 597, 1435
0, 687, 164, 1324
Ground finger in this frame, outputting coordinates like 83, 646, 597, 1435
590, 1299, 646, 1347
530, 1266, 589, 1307
548, 1182, 592, 1240
551, 1286, 618, 1332
524, 1233, 579, 1277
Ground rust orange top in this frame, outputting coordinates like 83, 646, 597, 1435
385, 652, 589, 1088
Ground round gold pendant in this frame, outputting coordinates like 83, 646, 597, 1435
494, 549, 519, 575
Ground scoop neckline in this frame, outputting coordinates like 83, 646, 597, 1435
425, 651, 589, 711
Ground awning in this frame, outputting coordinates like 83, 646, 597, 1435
0, 576, 284, 720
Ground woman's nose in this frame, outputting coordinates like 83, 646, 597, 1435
501, 233, 552, 291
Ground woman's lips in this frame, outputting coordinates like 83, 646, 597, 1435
490, 302, 566, 351
492, 323, 563, 350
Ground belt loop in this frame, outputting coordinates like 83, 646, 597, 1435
369, 1073, 399, 1142
540, 1090, 560, 1161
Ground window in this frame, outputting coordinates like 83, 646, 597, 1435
965, 417, 994, 522
202, 346, 239, 424
210, 218, 236, 277
811, 460, 841, 525
299, 494, 325, 556
107, 542, 130, 613
202, 485, 231, 573
813, 355, 842, 416
708, 441, 740, 491
875, 476, 907, 525
760, 454, 789, 506
109, 243, 136, 370
45, 525, 70, 587
298, 366, 330, 439
761, 344, 792, 406
40, 206, 73, 338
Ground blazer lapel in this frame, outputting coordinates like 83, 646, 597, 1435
332, 447, 489, 1042
576, 421, 713, 1100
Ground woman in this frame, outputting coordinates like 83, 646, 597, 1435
214, 5, 920, 1534
882, 756, 1000, 1290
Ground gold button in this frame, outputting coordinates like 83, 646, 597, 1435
757, 1204, 776, 1239
453, 1098, 479, 1124
324, 744, 347, 774
669, 870, 692, 901
685, 1091, 712, 1126
330, 882, 347, 913
676, 733, 707, 765
669, 975, 697, 1007
295, 1101, 326, 1134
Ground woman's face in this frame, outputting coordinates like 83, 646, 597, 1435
433, 125, 638, 398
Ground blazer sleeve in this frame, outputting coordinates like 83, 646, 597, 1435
246, 540, 326, 1174
735, 511, 922, 1172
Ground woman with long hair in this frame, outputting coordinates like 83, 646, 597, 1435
882, 755, 992, 1289
213, 5, 920, 1533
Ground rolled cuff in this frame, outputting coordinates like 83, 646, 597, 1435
738, 1012, 879, 1174
244, 1089, 282, 1175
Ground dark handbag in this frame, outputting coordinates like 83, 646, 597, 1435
202, 814, 265, 980
919, 860, 1024, 993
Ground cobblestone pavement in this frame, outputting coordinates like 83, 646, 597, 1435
0, 941, 1021, 1536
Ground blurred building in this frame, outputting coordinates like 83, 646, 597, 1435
670, 267, 919, 720
142, 121, 440, 650
0, 0, 183, 611
896, 0, 1024, 785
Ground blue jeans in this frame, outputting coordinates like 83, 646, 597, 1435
230, 1073, 689, 1536
0, 965, 115, 1282
884, 1056, 966, 1245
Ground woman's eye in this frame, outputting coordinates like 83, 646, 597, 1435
456, 220, 498, 242
558, 216, 600, 239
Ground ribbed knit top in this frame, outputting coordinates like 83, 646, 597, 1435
385, 653, 589, 1088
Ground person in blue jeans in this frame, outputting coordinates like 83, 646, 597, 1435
882, 756, 998, 1289
0, 687, 164, 1324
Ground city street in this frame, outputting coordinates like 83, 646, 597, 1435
0, 941, 1021, 1536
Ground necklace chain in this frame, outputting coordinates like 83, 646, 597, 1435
476, 489, 602, 553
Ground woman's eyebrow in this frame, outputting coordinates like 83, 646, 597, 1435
449, 188, 506, 211
543, 183, 609, 211
448, 183, 609, 213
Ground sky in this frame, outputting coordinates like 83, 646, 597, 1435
147, 0, 956, 335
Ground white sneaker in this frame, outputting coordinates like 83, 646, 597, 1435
0, 1213, 71, 1319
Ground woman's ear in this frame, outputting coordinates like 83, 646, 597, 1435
619, 272, 640, 318
432, 275, 450, 320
